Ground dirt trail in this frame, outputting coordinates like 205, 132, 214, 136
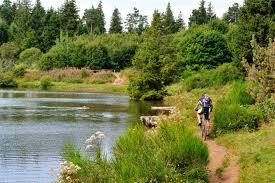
199, 132, 240, 183
113, 73, 125, 85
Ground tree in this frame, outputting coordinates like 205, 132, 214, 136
128, 29, 180, 100
150, 10, 165, 35
206, 2, 216, 21
235, 0, 275, 61
0, 21, 9, 45
42, 8, 61, 51
83, 1, 106, 34
60, 0, 79, 37
223, 3, 240, 24
178, 28, 232, 69
125, 7, 148, 34
175, 11, 185, 31
163, 2, 176, 34
29, 0, 46, 50
189, 0, 208, 26
0, 0, 14, 24
109, 8, 122, 33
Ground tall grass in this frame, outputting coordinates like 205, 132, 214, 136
62, 121, 209, 182
213, 82, 263, 135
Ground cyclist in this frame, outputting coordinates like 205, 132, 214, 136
194, 94, 213, 132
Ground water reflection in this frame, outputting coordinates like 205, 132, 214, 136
0, 90, 156, 182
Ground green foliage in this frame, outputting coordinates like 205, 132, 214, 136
13, 64, 26, 77
60, 0, 79, 37
0, 42, 20, 71
125, 7, 148, 34
222, 3, 240, 24
39, 76, 52, 90
236, 0, 275, 61
208, 19, 229, 34
83, 1, 106, 35
213, 82, 262, 135
109, 8, 122, 34
128, 31, 180, 100
0, 21, 9, 45
0, 73, 17, 87
183, 63, 244, 91
0, 0, 14, 25
113, 122, 208, 182
189, 0, 208, 26
19, 47, 42, 68
163, 3, 177, 34
177, 27, 232, 69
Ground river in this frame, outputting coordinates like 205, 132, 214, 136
0, 90, 155, 182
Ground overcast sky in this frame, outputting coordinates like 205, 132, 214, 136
1, 0, 245, 28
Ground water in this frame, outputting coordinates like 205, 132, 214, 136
0, 90, 155, 183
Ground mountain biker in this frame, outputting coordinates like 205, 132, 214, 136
194, 94, 213, 131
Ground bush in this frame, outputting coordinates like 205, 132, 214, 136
40, 76, 52, 90
213, 82, 262, 135
0, 42, 20, 71
0, 73, 17, 87
183, 63, 244, 91
19, 47, 42, 68
13, 64, 26, 77
177, 28, 232, 70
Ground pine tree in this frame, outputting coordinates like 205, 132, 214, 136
0, 0, 13, 24
109, 8, 122, 33
163, 2, 176, 34
42, 8, 61, 51
60, 0, 79, 37
223, 3, 239, 23
150, 10, 165, 35
189, 0, 207, 26
96, 1, 106, 34
175, 11, 185, 31
125, 7, 148, 34
30, 0, 46, 50
83, 1, 106, 35
206, 2, 216, 21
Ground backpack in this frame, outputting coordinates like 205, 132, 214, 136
202, 95, 212, 108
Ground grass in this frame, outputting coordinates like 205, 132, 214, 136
216, 118, 275, 183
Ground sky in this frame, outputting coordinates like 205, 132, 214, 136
1, 0, 245, 28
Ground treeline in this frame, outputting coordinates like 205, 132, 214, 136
0, 0, 274, 100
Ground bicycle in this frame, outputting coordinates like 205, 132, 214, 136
200, 113, 208, 141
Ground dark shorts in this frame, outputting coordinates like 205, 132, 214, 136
198, 107, 210, 120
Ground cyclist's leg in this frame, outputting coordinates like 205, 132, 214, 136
203, 108, 210, 135
197, 112, 202, 126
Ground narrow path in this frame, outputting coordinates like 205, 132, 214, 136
113, 73, 124, 85
198, 132, 240, 183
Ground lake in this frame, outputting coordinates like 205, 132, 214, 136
0, 90, 155, 182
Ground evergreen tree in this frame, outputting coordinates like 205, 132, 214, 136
83, 1, 106, 35
96, 1, 106, 34
60, 0, 79, 37
30, 0, 46, 50
234, 0, 275, 61
163, 2, 176, 34
0, 0, 13, 24
0, 21, 9, 45
223, 3, 240, 23
206, 2, 216, 21
109, 8, 122, 33
189, 0, 208, 26
175, 11, 185, 31
42, 8, 61, 51
125, 7, 148, 34
150, 10, 165, 35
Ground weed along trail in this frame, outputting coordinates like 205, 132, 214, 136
204, 135, 240, 183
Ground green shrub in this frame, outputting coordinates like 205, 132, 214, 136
177, 28, 232, 69
40, 76, 52, 90
213, 82, 262, 135
0, 73, 17, 87
13, 64, 26, 77
19, 47, 42, 68
80, 69, 89, 78
0, 42, 20, 71
183, 63, 244, 91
